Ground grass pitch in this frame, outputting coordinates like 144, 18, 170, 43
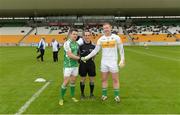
0, 46, 180, 114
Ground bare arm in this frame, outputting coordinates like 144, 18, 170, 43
64, 41, 80, 60
67, 51, 80, 60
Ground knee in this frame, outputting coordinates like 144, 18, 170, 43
90, 78, 94, 83
90, 79, 94, 83
70, 79, 76, 84
63, 82, 68, 87
113, 78, 119, 84
63, 79, 69, 86
81, 78, 86, 83
102, 78, 107, 83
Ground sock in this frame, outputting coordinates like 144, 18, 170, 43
80, 82, 85, 96
60, 84, 67, 99
114, 89, 119, 97
102, 88, 107, 96
89, 82, 94, 95
70, 83, 75, 97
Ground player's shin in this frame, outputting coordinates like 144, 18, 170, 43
70, 83, 75, 97
90, 82, 94, 96
80, 81, 85, 96
60, 84, 67, 99
114, 89, 119, 97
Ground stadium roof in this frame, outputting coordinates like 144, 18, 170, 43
0, 0, 180, 17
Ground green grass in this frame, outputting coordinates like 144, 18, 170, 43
0, 46, 180, 114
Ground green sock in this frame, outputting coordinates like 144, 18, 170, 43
102, 88, 107, 96
70, 83, 75, 97
114, 89, 119, 97
60, 84, 67, 99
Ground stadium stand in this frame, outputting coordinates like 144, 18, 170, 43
23, 35, 67, 44
0, 27, 32, 35
1, 20, 180, 46
22, 26, 69, 44
124, 23, 179, 42
0, 35, 24, 44
0, 27, 32, 45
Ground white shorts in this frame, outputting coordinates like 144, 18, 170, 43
101, 60, 119, 73
63, 67, 78, 77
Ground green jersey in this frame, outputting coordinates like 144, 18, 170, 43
63, 39, 79, 68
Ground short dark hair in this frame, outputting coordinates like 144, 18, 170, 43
67, 28, 78, 38
69, 28, 78, 34
83, 30, 91, 36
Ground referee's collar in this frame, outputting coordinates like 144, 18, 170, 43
83, 40, 91, 45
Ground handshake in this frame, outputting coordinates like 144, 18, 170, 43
80, 56, 88, 63
79, 56, 125, 68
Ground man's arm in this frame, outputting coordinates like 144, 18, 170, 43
81, 38, 101, 61
118, 43, 125, 62
82, 45, 101, 60
66, 51, 80, 60
43, 41, 46, 49
37, 41, 41, 49
64, 41, 80, 60
117, 36, 125, 68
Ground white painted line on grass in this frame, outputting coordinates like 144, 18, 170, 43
126, 49, 180, 62
151, 48, 180, 54
15, 81, 50, 115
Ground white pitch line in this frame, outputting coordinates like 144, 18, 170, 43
151, 49, 180, 54
126, 49, 180, 62
15, 81, 50, 115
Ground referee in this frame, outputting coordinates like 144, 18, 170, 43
79, 31, 96, 99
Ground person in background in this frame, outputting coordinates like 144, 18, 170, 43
51, 39, 59, 62
37, 37, 46, 62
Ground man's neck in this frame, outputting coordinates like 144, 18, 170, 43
84, 39, 90, 43
69, 38, 75, 42
105, 33, 111, 37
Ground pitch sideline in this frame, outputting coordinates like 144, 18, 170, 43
15, 81, 50, 115
126, 49, 180, 62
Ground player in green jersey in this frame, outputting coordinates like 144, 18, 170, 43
59, 29, 80, 106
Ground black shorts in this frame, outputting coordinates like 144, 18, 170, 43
79, 61, 96, 77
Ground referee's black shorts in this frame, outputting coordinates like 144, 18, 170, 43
79, 61, 96, 77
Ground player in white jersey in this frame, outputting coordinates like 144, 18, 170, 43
81, 23, 125, 102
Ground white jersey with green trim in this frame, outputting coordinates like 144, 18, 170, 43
85, 33, 125, 62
